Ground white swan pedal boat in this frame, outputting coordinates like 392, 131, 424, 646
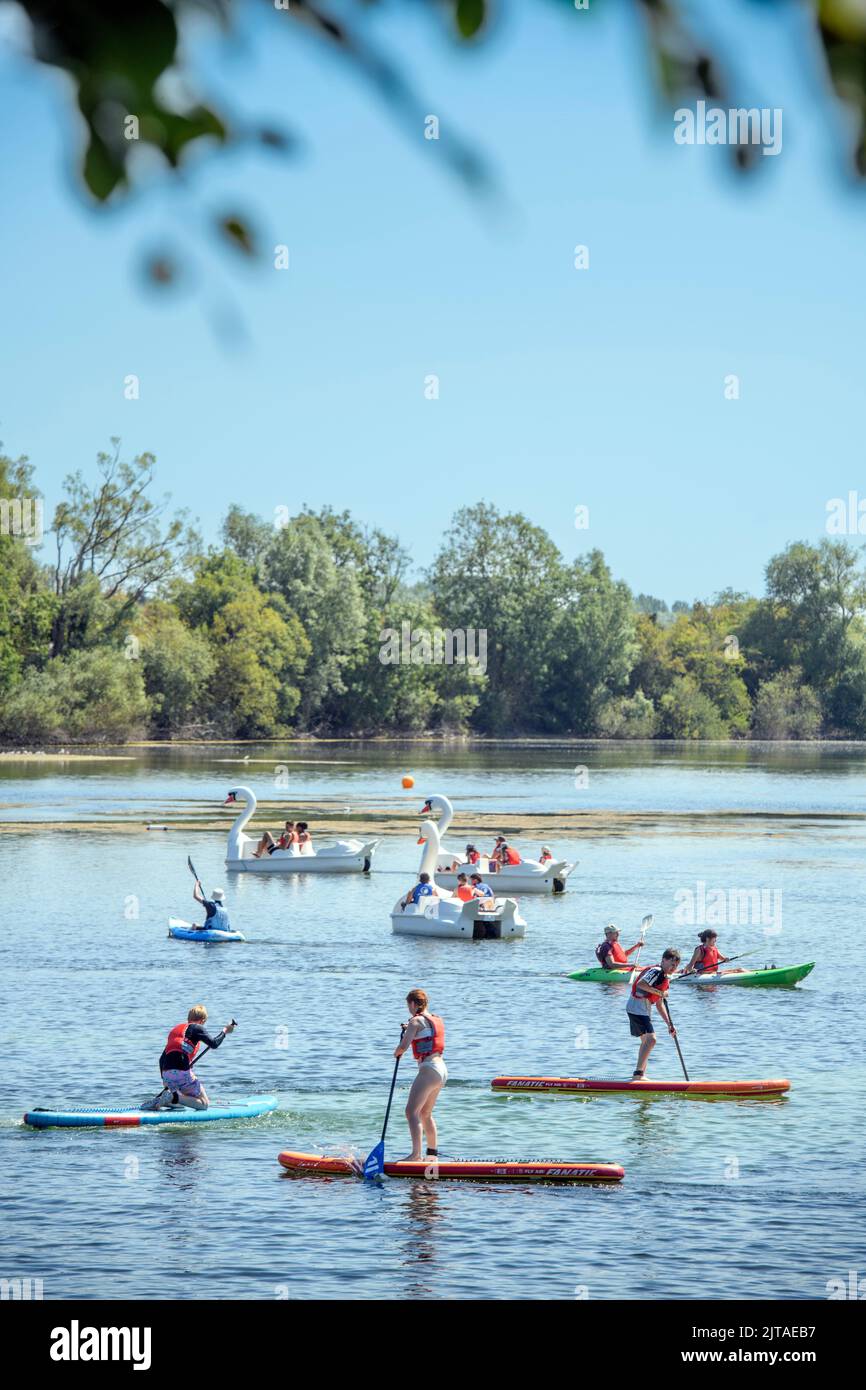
420, 794, 574, 894
224, 786, 379, 874
391, 817, 526, 939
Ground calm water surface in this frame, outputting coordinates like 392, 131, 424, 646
1, 745, 863, 1299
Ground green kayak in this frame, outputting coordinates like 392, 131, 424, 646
567, 961, 815, 988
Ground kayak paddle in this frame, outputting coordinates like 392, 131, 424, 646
664, 998, 689, 1081
627, 913, 653, 988
142, 1018, 238, 1110
362, 1036, 404, 1180
187, 855, 201, 886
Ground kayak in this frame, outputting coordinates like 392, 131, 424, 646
168, 916, 245, 943
277, 1150, 624, 1183
567, 961, 814, 987
491, 1076, 790, 1099
676, 961, 814, 988
23, 1095, 278, 1128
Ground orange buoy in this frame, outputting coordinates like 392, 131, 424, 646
401, 774, 415, 789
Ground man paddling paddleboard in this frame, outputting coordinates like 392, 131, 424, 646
626, 949, 681, 1079
596, 923, 643, 971
157, 1005, 237, 1110
393, 990, 447, 1162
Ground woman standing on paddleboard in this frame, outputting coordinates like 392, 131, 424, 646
394, 989, 447, 1162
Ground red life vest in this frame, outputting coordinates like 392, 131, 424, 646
455, 885, 474, 901
466, 850, 480, 865
610, 941, 628, 964
411, 1012, 445, 1061
698, 945, 720, 972
503, 848, 521, 865
631, 965, 668, 1002
164, 1021, 200, 1064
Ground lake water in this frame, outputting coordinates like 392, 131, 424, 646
1, 744, 863, 1300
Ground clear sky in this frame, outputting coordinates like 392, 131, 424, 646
1, 0, 864, 605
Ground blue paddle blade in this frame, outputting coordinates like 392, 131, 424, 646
362, 1142, 385, 1180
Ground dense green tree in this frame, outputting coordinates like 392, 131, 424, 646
0, 648, 147, 743
136, 601, 215, 734
261, 513, 367, 728
752, 670, 822, 741
430, 504, 567, 731
658, 676, 727, 740
50, 443, 198, 657
544, 552, 639, 733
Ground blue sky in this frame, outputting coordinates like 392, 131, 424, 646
1, 0, 864, 605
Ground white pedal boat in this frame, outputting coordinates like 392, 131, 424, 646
224, 786, 379, 874
420, 794, 574, 894
391, 816, 526, 939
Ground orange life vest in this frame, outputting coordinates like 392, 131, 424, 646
164, 1021, 200, 1064
698, 945, 721, 972
455, 885, 474, 901
411, 1012, 445, 1061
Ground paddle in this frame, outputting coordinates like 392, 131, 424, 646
362, 1031, 404, 1180
187, 855, 201, 887
626, 913, 653, 987
663, 997, 689, 1082
142, 1018, 238, 1111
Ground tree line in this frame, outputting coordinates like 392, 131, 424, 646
1, 444, 864, 743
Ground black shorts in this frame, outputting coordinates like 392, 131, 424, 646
628, 1011, 654, 1037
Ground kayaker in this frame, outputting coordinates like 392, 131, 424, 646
596, 924, 643, 971
454, 873, 475, 902
626, 949, 681, 1079
394, 988, 447, 1162
401, 872, 438, 911
682, 929, 739, 976
157, 1005, 237, 1110
192, 882, 231, 933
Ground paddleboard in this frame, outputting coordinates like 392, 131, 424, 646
491, 1076, 790, 1098
277, 1150, 624, 1182
23, 1095, 278, 1128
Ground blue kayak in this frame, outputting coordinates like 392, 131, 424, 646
168, 916, 245, 943
23, 1095, 278, 1128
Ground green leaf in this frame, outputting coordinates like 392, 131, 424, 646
455, 0, 487, 41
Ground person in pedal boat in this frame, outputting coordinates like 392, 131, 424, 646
626, 949, 680, 1079
454, 873, 475, 902
192, 883, 231, 932
394, 989, 447, 1162
681, 929, 740, 976
252, 820, 296, 858
470, 872, 496, 908
539, 846, 553, 865
449, 843, 480, 871
158, 1005, 236, 1110
596, 924, 643, 971
400, 871, 439, 910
